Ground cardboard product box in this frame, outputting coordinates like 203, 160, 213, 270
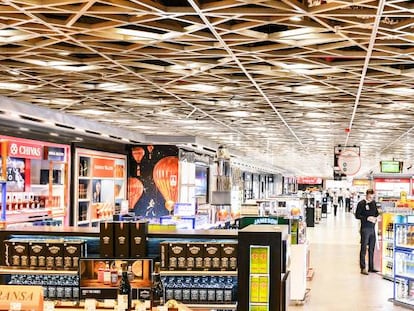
129, 221, 148, 258
203, 243, 221, 270
64, 240, 86, 270
5, 239, 29, 267
159, 241, 169, 270
29, 241, 47, 268
168, 243, 187, 270
220, 242, 238, 271
46, 240, 64, 270
186, 242, 204, 270
100, 221, 114, 258
114, 221, 130, 258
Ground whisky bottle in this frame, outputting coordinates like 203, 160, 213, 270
118, 270, 131, 311
151, 262, 164, 307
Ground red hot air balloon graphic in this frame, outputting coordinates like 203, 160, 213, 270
128, 177, 144, 209
131, 147, 145, 176
153, 156, 179, 214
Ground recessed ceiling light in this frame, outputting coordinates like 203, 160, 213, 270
97, 82, 133, 92
175, 83, 220, 93
289, 16, 303, 22
78, 109, 109, 116
19, 127, 29, 131
50, 132, 59, 137
380, 87, 414, 96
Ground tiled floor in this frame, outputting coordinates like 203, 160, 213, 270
289, 206, 407, 310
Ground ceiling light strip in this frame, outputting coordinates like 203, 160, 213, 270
344, 0, 386, 146
187, 0, 305, 149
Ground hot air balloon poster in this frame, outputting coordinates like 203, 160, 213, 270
128, 145, 179, 218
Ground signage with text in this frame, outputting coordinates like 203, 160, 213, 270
92, 158, 115, 178
4, 141, 43, 159
297, 177, 322, 184
0, 285, 43, 310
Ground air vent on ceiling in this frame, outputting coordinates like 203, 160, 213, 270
55, 123, 75, 130
84, 129, 101, 136
19, 115, 43, 123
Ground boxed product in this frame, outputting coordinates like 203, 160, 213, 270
46, 240, 64, 269
186, 242, 204, 270
203, 243, 221, 270
220, 242, 238, 271
129, 221, 148, 258
114, 221, 129, 258
4, 239, 29, 267
29, 241, 47, 268
168, 243, 187, 270
63, 240, 86, 269
100, 221, 114, 258
159, 241, 169, 269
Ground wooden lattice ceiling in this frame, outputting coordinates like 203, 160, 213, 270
1, 0, 414, 177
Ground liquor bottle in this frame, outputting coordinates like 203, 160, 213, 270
111, 263, 119, 285
151, 262, 165, 307
127, 265, 134, 282
103, 261, 111, 285
118, 270, 131, 311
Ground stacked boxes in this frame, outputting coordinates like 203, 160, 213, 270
4, 238, 86, 270
160, 241, 237, 271
99, 221, 148, 258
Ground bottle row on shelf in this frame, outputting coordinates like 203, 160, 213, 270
395, 225, 414, 247
395, 253, 414, 277
163, 275, 237, 304
2, 192, 60, 211
9, 274, 79, 300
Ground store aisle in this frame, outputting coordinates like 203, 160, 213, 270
289, 207, 406, 310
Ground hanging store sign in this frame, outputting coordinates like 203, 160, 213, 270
338, 149, 361, 176
6, 141, 42, 159
297, 177, 322, 184
43, 146, 65, 161
92, 158, 115, 178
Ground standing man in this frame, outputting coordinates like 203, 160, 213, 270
355, 189, 380, 275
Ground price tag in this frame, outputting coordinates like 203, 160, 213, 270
9, 302, 22, 311
84, 299, 96, 311
43, 301, 55, 311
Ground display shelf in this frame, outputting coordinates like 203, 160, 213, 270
160, 270, 238, 276
0, 266, 78, 275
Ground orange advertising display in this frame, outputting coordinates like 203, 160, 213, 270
92, 158, 115, 178
0, 285, 43, 310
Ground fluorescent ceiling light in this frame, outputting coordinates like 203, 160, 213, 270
52, 65, 99, 72
119, 98, 164, 105
306, 112, 330, 118
33, 98, 77, 105
97, 83, 133, 92
380, 87, 414, 96
0, 82, 36, 91
289, 16, 303, 22
170, 62, 203, 70
220, 111, 253, 117
21, 59, 99, 72
175, 83, 220, 92
292, 85, 329, 94
290, 100, 332, 107
78, 109, 109, 115
116, 28, 160, 40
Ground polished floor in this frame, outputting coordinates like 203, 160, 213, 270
289, 205, 407, 310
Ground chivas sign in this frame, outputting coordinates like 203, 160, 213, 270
8, 141, 42, 159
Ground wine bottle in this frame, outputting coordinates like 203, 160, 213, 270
118, 270, 131, 311
151, 262, 164, 307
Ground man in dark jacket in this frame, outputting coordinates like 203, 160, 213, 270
355, 189, 380, 275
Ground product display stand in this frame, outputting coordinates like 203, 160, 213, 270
237, 224, 290, 311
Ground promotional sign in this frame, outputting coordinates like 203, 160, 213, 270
92, 158, 115, 178
6, 141, 42, 160
297, 177, 322, 184
0, 285, 43, 310
338, 149, 361, 176
43, 146, 65, 161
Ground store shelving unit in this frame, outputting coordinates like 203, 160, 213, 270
74, 149, 126, 227
393, 219, 414, 308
